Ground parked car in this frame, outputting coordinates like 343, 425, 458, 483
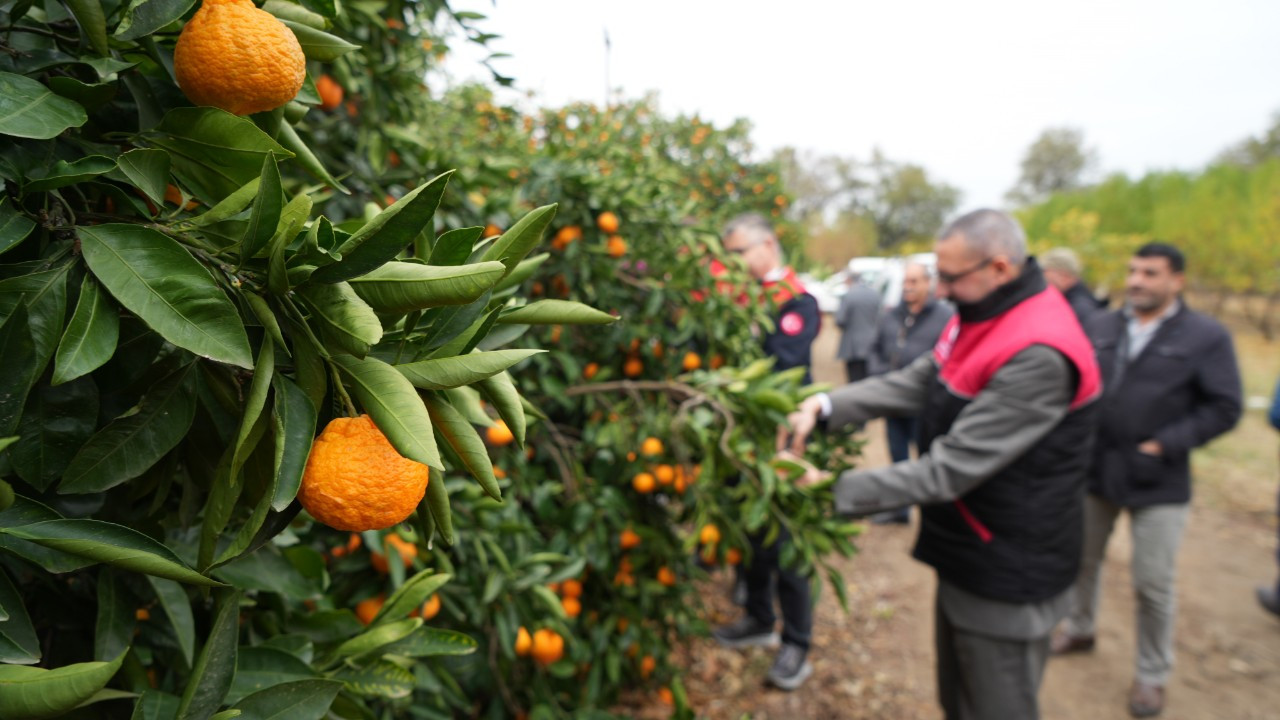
806, 253, 937, 314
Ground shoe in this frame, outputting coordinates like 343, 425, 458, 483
712, 616, 779, 649
1257, 585, 1280, 618
1128, 682, 1164, 717
731, 577, 748, 607
765, 643, 813, 691
871, 510, 911, 525
1049, 631, 1095, 656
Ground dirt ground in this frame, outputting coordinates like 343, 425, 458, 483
631, 316, 1280, 720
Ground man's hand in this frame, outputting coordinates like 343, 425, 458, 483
1137, 439, 1164, 457
777, 395, 824, 455
774, 450, 832, 488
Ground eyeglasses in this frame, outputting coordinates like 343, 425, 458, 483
936, 256, 995, 284
725, 240, 762, 256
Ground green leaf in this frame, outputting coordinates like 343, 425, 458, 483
297, 282, 381, 357
0, 305, 38, 437
278, 19, 359, 59
131, 691, 181, 720
114, 149, 171, 207
148, 108, 292, 203
266, 194, 311, 295
3, 520, 223, 586
66, 0, 109, 54
244, 293, 288, 355
94, 569, 133, 662
332, 660, 414, 699
331, 354, 440, 469
262, 0, 326, 28
240, 154, 283, 261
47, 77, 117, 111
0, 568, 40, 664
270, 375, 314, 510
177, 589, 240, 720
114, 0, 196, 40
422, 476, 452, 546
331, 618, 420, 659
147, 576, 196, 667
231, 680, 342, 720
348, 260, 505, 313
395, 350, 542, 391
0, 652, 125, 719
423, 394, 499, 501
180, 177, 260, 229
53, 274, 119, 385
0, 197, 36, 255
428, 227, 482, 266
230, 340, 274, 477
60, 363, 197, 494
24, 155, 115, 193
0, 264, 71, 382
10, 376, 98, 491
493, 252, 550, 292
212, 545, 318, 600
0, 496, 94, 573
78, 224, 253, 367
225, 648, 317, 707
310, 171, 453, 284
479, 204, 557, 277
373, 571, 449, 628
275, 123, 346, 194
476, 370, 525, 448
0, 72, 87, 139
496, 299, 617, 325
381, 627, 477, 658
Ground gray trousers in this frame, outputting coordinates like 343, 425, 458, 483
936, 593, 1050, 720
1064, 494, 1190, 685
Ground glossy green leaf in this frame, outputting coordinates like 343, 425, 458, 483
476, 370, 525, 448
0, 496, 93, 573
148, 108, 292, 202
0, 306, 36, 437
374, 571, 449, 628
79, 224, 252, 367
381, 627, 478, 658
270, 376, 314, 510
348, 260, 506, 313
331, 618, 420, 659
24, 155, 115, 193
94, 569, 133, 662
224, 648, 317, 707
423, 394, 499, 501
331, 354, 440, 469
395, 349, 541, 390
0, 651, 124, 719
297, 282, 381, 357
3, 520, 223, 586
131, 691, 182, 720
275, 123, 347, 194
266, 193, 312, 295
147, 576, 196, 667
332, 660, 414, 699
230, 339, 274, 477
0, 264, 71, 385
428, 226, 482, 266
53, 274, 119, 385
496, 299, 617, 325
11, 376, 98, 491
60, 363, 197, 494
177, 589, 240, 720
479, 204, 557, 276
0, 72, 87, 139
114, 149, 170, 206
114, 0, 197, 39
240, 154, 283, 260
262, 0, 325, 27
310, 171, 453, 284
231, 680, 342, 720
46, 77, 117, 111
0, 568, 39, 664
493, 252, 550, 292
66, 0, 109, 54
244, 293, 288, 355
212, 545, 319, 600
422, 473, 452, 546
180, 178, 260, 229
0, 197, 35, 255
278, 19, 358, 59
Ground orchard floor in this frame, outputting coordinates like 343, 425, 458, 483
621, 315, 1280, 720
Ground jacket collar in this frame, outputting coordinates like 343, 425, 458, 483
956, 258, 1047, 324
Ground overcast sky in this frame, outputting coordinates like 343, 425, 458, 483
448, 1, 1279, 209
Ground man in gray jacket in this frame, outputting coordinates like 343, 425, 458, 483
778, 209, 1102, 720
835, 271, 882, 382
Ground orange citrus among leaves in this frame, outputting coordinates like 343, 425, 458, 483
531, 629, 565, 666
620, 528, 641, 549
486, 419, 515, 446
298, 415, 430, 532
515, 627, 532, 656
659, 687, 674, 705
355, 594, 385, 626
596, 211, 620, 234
606, 235, 627, 258
632, 472, 656, 494
641, 655, 656, 679
315, 74, 344, 110
657, 566, 676, 586
411, 593, 441, 620
561, 596, 581, 618
370, 533, 417, 574
173, 0, 305, 115
654, 464, 675, 485
699, 524, 721, 545
682, 351, 702, 371
623, 357, 643, 377
561, 579, 583, 598
583, 362, 599, 380
726, 548, 743, 565
641, 437, 664, 457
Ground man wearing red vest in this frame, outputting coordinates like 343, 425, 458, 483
780, 209, 1102, 719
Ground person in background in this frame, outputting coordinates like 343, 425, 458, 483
836, 270, 882, 383
1051, 243, 1242, 719
1042, 247, 1105, 325
1255, 378, 1280, 618
866, 261, 954, 524
711, 213, 819, 691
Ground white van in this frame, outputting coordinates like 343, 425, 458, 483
809, 253, 938, 313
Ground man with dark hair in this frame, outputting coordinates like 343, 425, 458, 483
711, 212, 820, 690
1052, 242, 1242, 718
779, 208, 1102, 719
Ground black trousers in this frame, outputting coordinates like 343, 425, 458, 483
744, 524, 812, 651
845, 359, 869, 384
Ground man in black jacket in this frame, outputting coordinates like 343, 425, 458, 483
1042, 247, 1104, 326
1052, 243, 1242, 718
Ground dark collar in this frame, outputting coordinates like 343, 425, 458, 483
956, 257, 1047, 323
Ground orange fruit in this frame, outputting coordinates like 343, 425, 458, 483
413, 593, 441, 621
355, 594, 385, 625
613, 571, 635, 587
699, 524, 721, 545
552, 225, 582, 250
659, 687, 674, 705
682, 351, 702, 371
654, 465, 675, 485
641, 654, 656, 679
597, 211, 620, 234
298, 415, 430, 532
617, 618, 630, 633
316, 74, 344, 111
561, 579, 583, 599
710, 354, 726, 370
626, 451, 637, 462
725, 548, 743, 565
486, 419, 515, 446
370, 533, 417, 574
173, 0, 305, 115
515, 626, 533, 656
583, 362, 599, 380
531, 629, 565, 666
549, 325, 562, 343
673, 477, 687, 494
561, 596, 582, 618
641, 437, 663, 457
657, 566, 676, 586
606, 235, 627, 258
387, 150, 401, 168
484, 223, 503, 238
136, 608, 150, 622
163, 184, 199, 210
623, 357, 643, 377
632, 472, 656, 494
620, 528, 641, 550
331, 531, 360, 557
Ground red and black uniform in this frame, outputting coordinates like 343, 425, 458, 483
760, 267, 820, 384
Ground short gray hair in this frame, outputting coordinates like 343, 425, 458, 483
938, 209, 1028, 267
1040, 247, 1083, 278
721, 212, 776, 243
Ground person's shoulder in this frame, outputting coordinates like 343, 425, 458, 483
1178, 306, 1233, 343
789, 292, 820, 313
1083, 307, 1123, 334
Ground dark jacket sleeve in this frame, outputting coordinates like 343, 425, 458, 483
764, 294, 820, 373
1151, 323, 1243, 456
1269, 379, 1280, 431
867, 314, 892, 376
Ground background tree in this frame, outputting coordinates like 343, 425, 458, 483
1006, 127, 1098, 206
862, 150, 962, 250
1216, 111, 1280, 168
